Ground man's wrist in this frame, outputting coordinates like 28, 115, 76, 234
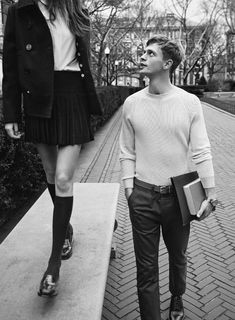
204, 187, 216, 199
125, 188, 133, 199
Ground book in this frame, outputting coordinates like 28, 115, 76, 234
171, 171, 199, 225
183, 178, 206, 216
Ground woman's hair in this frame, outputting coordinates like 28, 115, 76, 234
37, 0, 90, 36
146, 35, 184, 73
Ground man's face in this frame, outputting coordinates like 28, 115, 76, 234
139, 43, 171, 77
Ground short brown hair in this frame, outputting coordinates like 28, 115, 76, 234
146, 35, 184, 73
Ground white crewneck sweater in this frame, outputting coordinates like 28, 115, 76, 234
119, 86, 215, 189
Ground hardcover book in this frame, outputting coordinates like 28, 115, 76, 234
183, 178, 206, 216
171, 171, 200, 225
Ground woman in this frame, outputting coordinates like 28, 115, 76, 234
3, 0, 102, 297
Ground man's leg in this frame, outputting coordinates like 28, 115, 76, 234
128, 185, 161, 320
161, 194, 190, 319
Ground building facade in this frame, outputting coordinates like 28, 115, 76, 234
117, 12, 211, 86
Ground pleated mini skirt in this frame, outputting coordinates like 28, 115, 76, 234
24, 71, 94, 146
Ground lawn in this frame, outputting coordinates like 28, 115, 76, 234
201, 94, 235, 115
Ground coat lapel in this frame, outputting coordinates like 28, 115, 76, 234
17, 0, 35, 9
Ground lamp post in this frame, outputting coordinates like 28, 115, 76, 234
115, 60, 119, 86
105, 46, 110, 86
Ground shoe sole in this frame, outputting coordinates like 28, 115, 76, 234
38, 289, 58, 297
168, 315, 185, 320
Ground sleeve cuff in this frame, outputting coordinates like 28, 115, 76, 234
200, 176, 215, 188
122, 178, 134, 189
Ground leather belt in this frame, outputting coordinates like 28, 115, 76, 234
134, 178, 174, 195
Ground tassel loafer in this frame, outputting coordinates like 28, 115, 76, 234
38, 272, 59, 297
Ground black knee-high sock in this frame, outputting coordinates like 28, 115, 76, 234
47, 183, 72, 238
47, 196, 73, 274
47, 183, 55, 204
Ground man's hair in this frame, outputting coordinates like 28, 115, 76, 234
146, 35, 184, 73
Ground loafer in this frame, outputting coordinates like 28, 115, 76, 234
38, 269, 59, 297
61, 224, 73, 260
169, 295, 185, 320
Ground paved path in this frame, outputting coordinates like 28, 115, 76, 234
75, 103, 235, 320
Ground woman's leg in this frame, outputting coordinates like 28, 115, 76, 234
47, 145, 81, 268
37, 144, 81, 296
55, 145, 81, 197
36, 143, 57, 185
36, 143, 73, 260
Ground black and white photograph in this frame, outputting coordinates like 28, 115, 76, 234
0, 0, 234, 319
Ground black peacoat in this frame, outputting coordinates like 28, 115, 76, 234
2, 0, 102, 124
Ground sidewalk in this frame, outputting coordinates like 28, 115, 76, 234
74, 103, 235, 320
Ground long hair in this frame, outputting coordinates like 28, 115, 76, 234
37, 0, 90, 36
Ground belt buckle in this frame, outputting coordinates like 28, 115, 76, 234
159, 185, 169, 194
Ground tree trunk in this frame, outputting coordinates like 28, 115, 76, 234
96, 44, 105, 86
183, 62, 188, 85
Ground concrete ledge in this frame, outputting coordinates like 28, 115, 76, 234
0, 183, 120, 320
204, 91, 235, 98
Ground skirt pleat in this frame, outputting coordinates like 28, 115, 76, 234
24, 71, 94, 146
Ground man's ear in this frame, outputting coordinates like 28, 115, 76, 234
163, 59, 173, 70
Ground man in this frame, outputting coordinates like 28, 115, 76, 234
119, 35, 217, 320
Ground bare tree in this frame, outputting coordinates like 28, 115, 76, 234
203, 28, 227, 80
221, 0, 235, 33
161, 0, 223, 84
87, 0, 155, 85
85, 0, 136, 85
116, 0, 163, 86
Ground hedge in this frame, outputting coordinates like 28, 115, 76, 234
0, 85, 141, 227
200, 97, 235, 115
178, 85, 207, 98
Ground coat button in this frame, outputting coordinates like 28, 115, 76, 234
79, 63, 83, 68
81, 73, 85, 78
26, 44, 32, 51
26, 90, 30, 94
77, 52, 81, 57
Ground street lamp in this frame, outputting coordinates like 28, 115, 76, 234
105, 46, 110, 85
115, 60, 119, 86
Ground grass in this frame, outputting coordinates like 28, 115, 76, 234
201, 96, 235, 115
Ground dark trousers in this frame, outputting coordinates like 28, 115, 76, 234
128, 179, 190, 320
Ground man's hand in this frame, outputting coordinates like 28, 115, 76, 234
196, 199, 213, 221
125, 188, 133, 200
5, 123, 24, 139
